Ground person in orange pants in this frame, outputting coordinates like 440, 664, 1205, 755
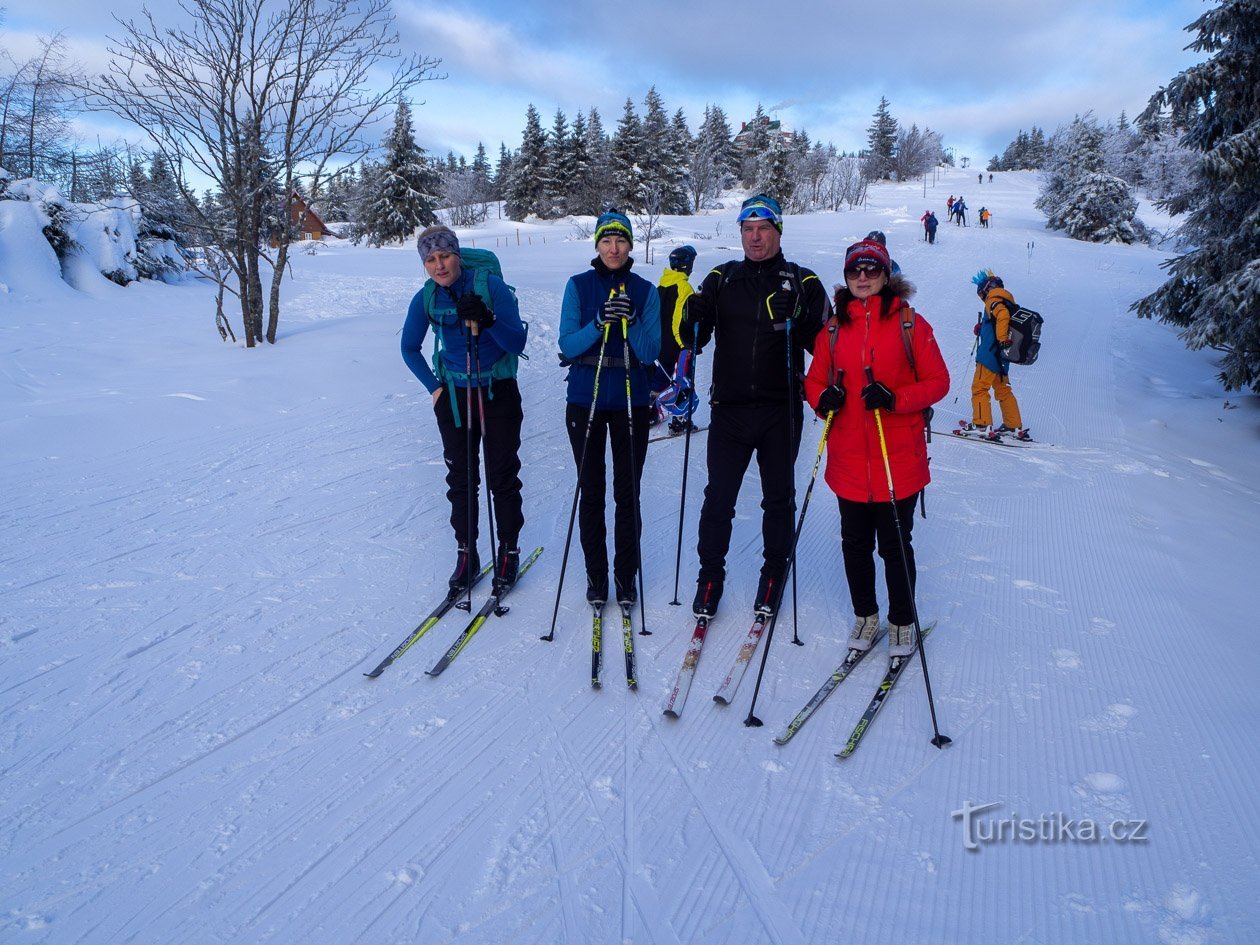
962, 270, 1030, 441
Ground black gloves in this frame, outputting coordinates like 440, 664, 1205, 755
768, 290, 797, 321
816, 384, 845, 415
596, 294, 634, 328
861, 380, 895, 412
457, 292, 495, 331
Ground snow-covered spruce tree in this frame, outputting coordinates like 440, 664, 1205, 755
493, 143, 512, 203
504, 104, 547, 220
667, 108, 693, 215
865, 96, 898, 180
753, 132, 794, 207
358, 99, 438, 246
540, 108, 571, 218
739, 102, 771, 187
687, 104, 735, 212
1036, 113, 1143, 243
565, 112, 594, 215
1132, 0, 1260, 391
581, 107, 613, 213
611, 97, 645, 211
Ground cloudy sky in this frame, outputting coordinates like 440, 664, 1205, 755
4, 0, 1208, 166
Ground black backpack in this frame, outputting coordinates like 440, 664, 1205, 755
990, 296, 1043, 365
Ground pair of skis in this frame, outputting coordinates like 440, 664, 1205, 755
786, 625, 936, 757
363, 546, 543, 680
661, 609, 769, 717
590, 601, 639, 690
661, 610, 936, 757
937, 426, 1033, 448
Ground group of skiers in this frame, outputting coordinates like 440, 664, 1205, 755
401, 193, 1031, 666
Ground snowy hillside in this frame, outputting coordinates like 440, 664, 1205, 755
2, 168, 1257, 944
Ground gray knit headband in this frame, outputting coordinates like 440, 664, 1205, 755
416, 228, 460, 262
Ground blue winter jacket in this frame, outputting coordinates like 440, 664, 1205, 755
401, 268, 527, 393
559, 260, 661, 409
975, 290, 1012, 376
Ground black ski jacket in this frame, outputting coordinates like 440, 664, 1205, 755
682, 252, 830, 406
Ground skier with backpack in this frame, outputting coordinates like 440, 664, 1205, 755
401, 225, 530, 595
557, 210, 661, 607
653, 245, 699, 436
802, 238, 949, 658
926, 211, 939, 244
959, 269, 1032, 441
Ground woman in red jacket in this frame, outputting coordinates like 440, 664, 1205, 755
803, 238, 949, 658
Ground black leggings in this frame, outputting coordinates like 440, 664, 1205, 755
838, 492, 921, 625
565, 403, 651, 588
433, 380, 524, 550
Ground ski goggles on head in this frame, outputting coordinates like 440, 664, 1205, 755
736, 194, 782, 228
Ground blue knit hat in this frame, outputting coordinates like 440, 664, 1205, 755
594, 210, 633, 246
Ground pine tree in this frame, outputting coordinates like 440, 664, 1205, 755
505, 104, 548, 220
740, 102, 771, 187
611, 97, 644, 210
541, 108, 571, 218
666, 108, 693, 214
1132, 0, 1260, 391
567, 111, 595, 215
584, 107, 613, 211
754, 131, 794, 206
688, 104, 735, 211
865, 96, 898, 180
358, 99, 437, 246
494, 143, 513, 202
1036, 113, 1142, 244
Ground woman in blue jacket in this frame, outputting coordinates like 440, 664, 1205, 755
401, 225, 529, 595
558, 211, 661, 606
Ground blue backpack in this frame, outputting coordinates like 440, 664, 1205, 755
423, 248, 522, 385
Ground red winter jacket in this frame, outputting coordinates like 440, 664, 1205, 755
803, 292, 949, 503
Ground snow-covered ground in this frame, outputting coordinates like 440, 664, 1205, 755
2, 168, 1257, 944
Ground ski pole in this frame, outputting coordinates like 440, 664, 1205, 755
463, 319, 476, 612
618, 299, 650, 636
782, 285, 802, 646
542, 320, 612, 642
744, 409, 834, 727
864, 366, 951, 749
470, 327, 499, 582
669, 335, 699, 606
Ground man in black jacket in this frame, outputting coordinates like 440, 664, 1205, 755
681, 194, 830, 618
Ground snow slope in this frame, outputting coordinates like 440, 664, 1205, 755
2, 168, 1257, 944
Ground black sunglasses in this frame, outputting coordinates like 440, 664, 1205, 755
845, 262, 884, 277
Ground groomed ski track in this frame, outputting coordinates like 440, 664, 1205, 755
2, 168, 1257, 944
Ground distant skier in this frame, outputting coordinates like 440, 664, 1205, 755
961, 269, 1030, 441
954, 197, 968, 226
946, 195, 956, 216
920, 209, 932, 241
925, 211, 939, 244
401, 225, 530, 595
802, 238, 949, 658
979, 207, 991, 228
558, 210, 662, 606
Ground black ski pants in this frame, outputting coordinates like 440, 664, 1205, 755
838, 492, 921, 626
565, 403, 651, 590
433, 379, 524, 553
696, 401, 803, 584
